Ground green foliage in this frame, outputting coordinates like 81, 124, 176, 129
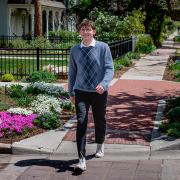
8, 84, 25, 98
160, 121, 180, 138
114, 52, 137, 71
0, 101, 11, 111
15, 96, 33, 107
116, 9, 145, 36
90, 9, 145, 40
166, 97, 180, 110
61, 101, 75, 111
167, 107, 180, 122
160, 97, 180, 138
135, 34, 156, 54
9, 38, 29, 48
125, 52, 140, 60
29, 37, 51, 49
169, 62, 180, 71
1, 73, 14, 82
27, 71, 56, 83
34, 113, 61, 129
49, 30, 79, 38
174, 36, 180, 42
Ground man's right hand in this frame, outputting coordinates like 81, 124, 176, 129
70, 96, 75, 104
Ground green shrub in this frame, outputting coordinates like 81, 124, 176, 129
169, 62, 180, 71
27, 71, 56, 83
167, 106, 180, 122
125, 52, 140, 60
1, 73, 15, 82
120, 57, 132, 67
61, 100, 75, 111
135, 34, 156, 54
9, 38, 29, 48
174, 36, 180, 42
8, 84, 25, 98
29, 37, 51, 49
49, 30, 79, 38
166, 97, 180, 109
15, 96, 32, 107
34, 113, 61, 129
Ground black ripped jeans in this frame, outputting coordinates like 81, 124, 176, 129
75, 89, 107, 158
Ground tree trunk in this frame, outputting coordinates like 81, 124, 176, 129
34, 0, 42, 36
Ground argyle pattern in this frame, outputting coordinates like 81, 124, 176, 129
79, 47, 98, 89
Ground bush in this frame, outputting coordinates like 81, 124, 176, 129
167, 106, 180, 122
34, 113, 61, 129
27, 71, 56, 83
8, 84, 26, 98
9, 38, 29, 48
174, 36, 180, 42
169, 62, 180, 71
1, 73, 15, 82
135, 34, 156, 54
29, 37, 51, 49
166, 97, 180, 109
15, 96, 33, 107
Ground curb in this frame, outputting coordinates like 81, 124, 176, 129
150, 99, 180, 151
0, 143, 12, 154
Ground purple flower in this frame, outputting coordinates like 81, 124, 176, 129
0, 112, 38, 138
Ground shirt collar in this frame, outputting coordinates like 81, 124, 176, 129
80, 38, 96, 48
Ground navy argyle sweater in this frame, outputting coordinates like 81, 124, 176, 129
68, 40, 114, 97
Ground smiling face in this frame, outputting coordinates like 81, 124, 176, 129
79, 25, 96, 42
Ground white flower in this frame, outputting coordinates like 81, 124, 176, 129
30, 94, 62, 115
28, 82, 68, 96
7, 107, 33, 115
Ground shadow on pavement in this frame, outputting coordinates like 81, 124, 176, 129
14, 154, 95, 176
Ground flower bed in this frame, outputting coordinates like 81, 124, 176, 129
0, 82, 75, 143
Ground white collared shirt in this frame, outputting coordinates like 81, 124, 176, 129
80, 38, 96, 48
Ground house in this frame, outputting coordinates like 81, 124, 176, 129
0, 0, 65, 36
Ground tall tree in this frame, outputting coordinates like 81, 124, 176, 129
166, 0, 180, 21
34, 0, 42, 36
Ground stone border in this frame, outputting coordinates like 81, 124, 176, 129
150, 99, 180, 151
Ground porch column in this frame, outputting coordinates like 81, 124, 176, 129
52, 11, 55, 31
30, 8, 35, 35
8, 7, 13, 36
46, 10, 49, 37
58, 10, 62, 31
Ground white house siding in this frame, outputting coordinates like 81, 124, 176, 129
0, 0, 8, 36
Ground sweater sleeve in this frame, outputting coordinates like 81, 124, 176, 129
100, 44, 114, 90
68, 49, 77, 97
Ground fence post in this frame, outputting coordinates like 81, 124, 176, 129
2, 35, 5, 47
37, 47, 40, 71
132, 35, 136, 52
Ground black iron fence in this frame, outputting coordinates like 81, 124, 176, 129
0, 48, 69, 79
0, 37, 134, 80
0, 35, 128, 49
109, 37, 133, 59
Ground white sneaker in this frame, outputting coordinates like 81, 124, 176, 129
75, 157, 86, 171
95, 143, 104, 158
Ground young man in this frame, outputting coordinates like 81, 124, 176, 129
68, 19, 114, 171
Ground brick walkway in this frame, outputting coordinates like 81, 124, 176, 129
63, 80, 180, 145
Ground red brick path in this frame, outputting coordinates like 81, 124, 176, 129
63, 80, 180, 145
